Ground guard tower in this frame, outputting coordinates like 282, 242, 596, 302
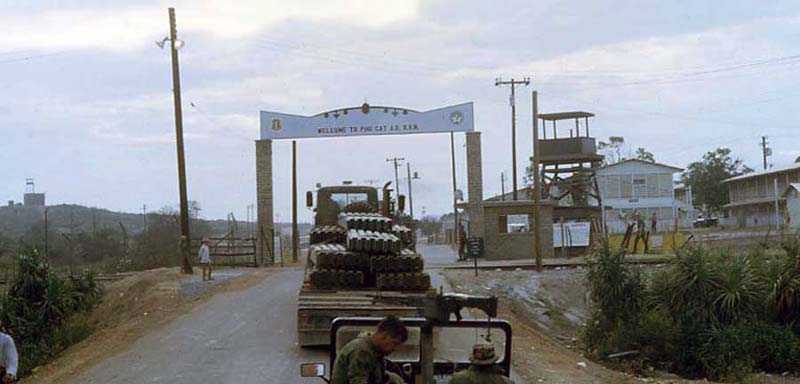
536, 111, 603, 206
23, 178, 45, 207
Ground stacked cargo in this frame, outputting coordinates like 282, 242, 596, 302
309, 225, 346, 244
308, 212, 429, 291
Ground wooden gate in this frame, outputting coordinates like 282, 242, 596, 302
192, 232, 258, 267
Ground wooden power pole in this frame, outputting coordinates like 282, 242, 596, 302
386, 157, 405, 203
496, 77, 530, 200
292, 140, 299, 262
168, 7, 192, 274
450, 132, 458, 245
532, 90, 542, 271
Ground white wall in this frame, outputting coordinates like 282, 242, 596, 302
788, 190, 800, 229
596, 161, 685, 233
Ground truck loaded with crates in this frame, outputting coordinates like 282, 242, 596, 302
297, 182, 433, 347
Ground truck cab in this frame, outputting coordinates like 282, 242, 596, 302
308, 185, 380, 226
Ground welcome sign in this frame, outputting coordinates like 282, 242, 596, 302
259, 102, 474, 140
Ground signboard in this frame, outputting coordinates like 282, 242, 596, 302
466, 237, 484, 258
553, 222, 591, 248
259, 102, 474, 140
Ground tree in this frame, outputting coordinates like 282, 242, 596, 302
795, 155, 800, 163
680, 148, 753, 213
635, 147, 655, 163
598, 136, 626, 164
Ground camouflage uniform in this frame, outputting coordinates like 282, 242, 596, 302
448, 365, 514, 384
331, 336, 386, 384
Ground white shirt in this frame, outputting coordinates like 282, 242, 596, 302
0, 332, 18, 378
198, 244, 211, 263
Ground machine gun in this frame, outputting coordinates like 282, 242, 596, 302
420, 292, 497, 324
386, 291, 499, 383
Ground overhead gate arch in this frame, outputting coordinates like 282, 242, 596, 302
255, 102, 484, 265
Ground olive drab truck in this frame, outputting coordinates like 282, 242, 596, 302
297, 182, 433, 347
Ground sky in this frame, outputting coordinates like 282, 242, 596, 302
2, 0, 799, 222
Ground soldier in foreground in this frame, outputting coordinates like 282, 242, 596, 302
448, 343, 514, 384
331, 315, 408, 384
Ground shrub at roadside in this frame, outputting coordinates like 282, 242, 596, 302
583, 234, 800, 380
0, 249, 101, 377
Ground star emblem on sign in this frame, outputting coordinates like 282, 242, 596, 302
449, 111, 463, 125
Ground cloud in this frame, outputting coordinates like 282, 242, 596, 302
0, 0, 421, 52
448, 15, 796, 86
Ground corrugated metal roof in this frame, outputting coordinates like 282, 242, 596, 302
722, 163, 800, 183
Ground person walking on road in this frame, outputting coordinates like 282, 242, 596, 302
0, 328, 18, 384
199, 237, 213, 281
448, 343, 514, 384
331, 315, 408, 384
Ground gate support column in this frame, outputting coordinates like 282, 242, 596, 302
466, 131, 485, 239
256, 139, 275, 265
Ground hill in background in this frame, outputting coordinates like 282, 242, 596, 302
0, 204, 310, 241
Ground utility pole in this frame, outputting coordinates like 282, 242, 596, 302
167, 7, 192, 274
450, 132, 458, 245
386, 157, 405, 203
761, 136, 771, 170
532, 90, 542, 271
500, 172, 505, 201
406, 163, 415, 219
292, 140, 299, 263
774, 177, 781, 230
142, 204, 147, 233
495, 77, 530, 200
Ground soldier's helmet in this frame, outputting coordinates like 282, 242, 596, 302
470, 343, 499, 365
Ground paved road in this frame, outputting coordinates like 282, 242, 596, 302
72, 267, 326, 383
70, 245, 519, 383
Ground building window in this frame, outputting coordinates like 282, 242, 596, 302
621, 177, 633, 198
633, 176, 647, 197
498, 214, 531, 233
605, 175, 621, 198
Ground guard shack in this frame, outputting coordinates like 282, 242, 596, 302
481, 200, 555, 261
254, 103, 486, 265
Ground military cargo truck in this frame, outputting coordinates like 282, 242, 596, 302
297, 182, 433, 347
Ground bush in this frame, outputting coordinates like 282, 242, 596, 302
0, 249, 101, 377
583, 239, 800, 380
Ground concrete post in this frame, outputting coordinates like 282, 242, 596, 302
256, 139, 275, 265
466, 132, 484, 239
